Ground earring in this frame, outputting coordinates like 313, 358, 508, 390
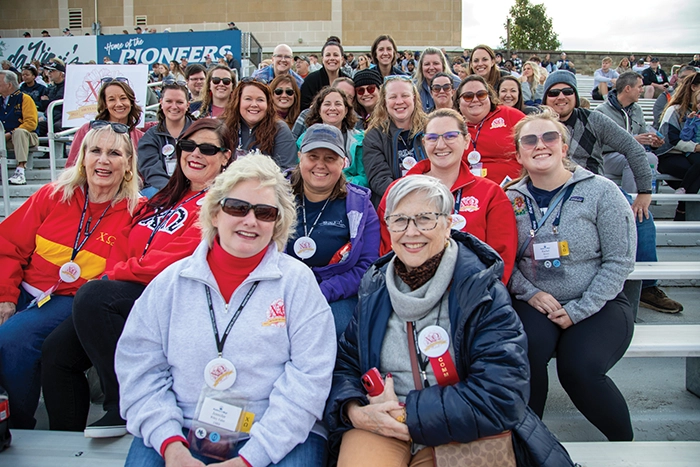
124, 170, 133, 182
78, 165, 85, 176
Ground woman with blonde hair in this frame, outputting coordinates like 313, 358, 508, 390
520, 60, 545, 105
414, 47, 460, 112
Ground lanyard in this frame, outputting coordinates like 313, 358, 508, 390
141, 190, 205, 257
469, 112, 492, 152
71, 190, 111, 261
301, 196, 330, 237
205, 281, 259, 357
409, 321, 431, 389
453, 188, 463, 215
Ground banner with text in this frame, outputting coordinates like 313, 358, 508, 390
0, 36, 97, 69
97, 30, 241, 65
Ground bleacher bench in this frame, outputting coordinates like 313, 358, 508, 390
563, 441, 700, 467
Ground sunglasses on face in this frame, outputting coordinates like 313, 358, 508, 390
546, 87, 575, 98
210, 77, 232, 85
518, 131, 562, 150
177, 139, 226, 156
101, 76, 130, 85
219, 198, 279, 222
355, 84, 377, 96
90, 120, 129, 134
274, 88, 295, 96
423, 131, 462, 144
431, 83, 452, 93
459, 90, 489, 102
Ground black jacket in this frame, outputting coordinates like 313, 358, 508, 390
299, 67, 350, 110
324, 231, 574, 466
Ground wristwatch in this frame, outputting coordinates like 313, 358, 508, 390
637, 190, 653, 194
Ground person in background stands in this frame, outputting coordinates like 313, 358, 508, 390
370, 35, 407, 79
414, 48, 460, 113
294, 55, 311, 80
19, 64, 47, 109
300, 41, 350, 110
270, 74, 301, 131
642, 58, 669, 99
37, 61, 66, 137
253, 44, 304, 87
189, 65, 236, 119
185, 64, 207, 101
653, 66, 696, 129
592, 57, 619, 101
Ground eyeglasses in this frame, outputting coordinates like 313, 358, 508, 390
355, 84, 377, 96
219, 198, 279, 222
90, 120, 129, 134
101, 76, 130, 85
384, 75, 413, 83
459, 90, 489, 102
177, 139, 227, 156
210, 77, 233, 85
518, 131, 562, 150
162, 78, 188, 86
424, 131, 462, 145
274, 88, 295, 96
385, 212, 447, 232
273, 54, 292, 60
546, 87, 575, 98
431, 83, 452, 93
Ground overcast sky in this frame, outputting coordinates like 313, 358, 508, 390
462, 0, 700, 53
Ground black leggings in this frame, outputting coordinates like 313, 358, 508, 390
658, 152, 700, 217
41, 280, 146, 431
512, 293, 634, 441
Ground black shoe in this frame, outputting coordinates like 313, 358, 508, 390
84, 411, 127, 438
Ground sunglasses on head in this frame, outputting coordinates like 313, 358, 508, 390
241, 76, 267, 84
219, 198, 279, 222
384, 75, 413, 83
177, 139, 226, 156
274, 88, 295, 96
210, 77, 232, 85
162, 78, 188, 87
546, 87, 575, 98
518, 131, 562, 150
355, 84, 377, 96
101, 76, 130, 85
431, 83, 452, 93
459, 90, 489, 102
90, 120, 129, 134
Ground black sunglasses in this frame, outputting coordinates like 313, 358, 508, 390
274, 88, 295, 96
219, 198, 279, 222
546, 87, 576, 98
101, 76, 130, 85
90, 120, 129, 134
210, 77, 233, 85
177, 139, 226, 156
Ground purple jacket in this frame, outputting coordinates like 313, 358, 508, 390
313, 183, 380, 302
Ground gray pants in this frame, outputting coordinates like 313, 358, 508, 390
603, 151, 658, 193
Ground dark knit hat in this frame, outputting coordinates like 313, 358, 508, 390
353, 68, 382, 89
543, 70, 579, 107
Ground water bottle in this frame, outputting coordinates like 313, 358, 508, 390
650, 163, 657, 193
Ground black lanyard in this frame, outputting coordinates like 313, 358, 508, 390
410, 321, 431, 389
524, 184, 575, 237
469, 112, 492, 152
71, 190, 111, 261
141, 190, 205, 257
453, 188, 463, 215
205, 281, 259, 357
301, 196, 330, 237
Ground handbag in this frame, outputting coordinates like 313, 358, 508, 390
406, 322, 516, 467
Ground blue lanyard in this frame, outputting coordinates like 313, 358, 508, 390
453, 188, 463, 214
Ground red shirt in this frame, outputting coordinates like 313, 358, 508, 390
377, 158, 517, 283
207, 239, 267, 301
466, 105, 525, 186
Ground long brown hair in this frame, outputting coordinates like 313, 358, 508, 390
456, 75, 500, 113
269, 74, 301, 130
156, 83, 195, 133
467, 44, 502, 90
222, 80, 278, 155
96, 81, 142, 131
196, 65, 236, 117
305, 86, 357, 133
496, 75, 525, 112
664, 72, 700, 123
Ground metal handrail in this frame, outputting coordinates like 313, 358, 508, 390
1, 121, 9, 218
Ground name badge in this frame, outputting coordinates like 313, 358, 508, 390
533, 242, 560, 260
198, 397, 244, 432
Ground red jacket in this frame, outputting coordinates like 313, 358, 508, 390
377, 158, 517, 283
0, 184, 134, 303
465, 105, 525, 186
66, 121, 144, 168
105, 190, 205, 285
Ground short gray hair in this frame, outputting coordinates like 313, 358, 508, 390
385, 175, 454, 218
0, 70, 19, 89
199, 151, 297, 251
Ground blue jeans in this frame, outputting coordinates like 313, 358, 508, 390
140, 186, 159, 199
0, 287, 74, 428
329, 296, 358, 339
125, 429, 328, 466
621, 190, 658, 289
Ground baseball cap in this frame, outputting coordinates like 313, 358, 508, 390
300, 124, 346, 158
45, 62, 66, 73
650, 57, 659, 63
294, 55, 310, 64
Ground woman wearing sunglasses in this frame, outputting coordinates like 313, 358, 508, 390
66, 78, 143, 167
116, 152, 336, 466
506, 109, 636, 442
429, 72, 457, 112
190, 65, 236, 119
41, 119, 233, 437
457, 75, 526, 186
270, 74, 301, 130
414, 48, 460, 112
222, 78, 297, 169
364, 76, 427, 207
376, 109, 517, 283
287, 124, 379, 337
352, 69, 382, 130
137, 80, 195, 198
0, 123, 140, 429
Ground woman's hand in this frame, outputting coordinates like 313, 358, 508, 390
164, 442, 206, 467
548, 308, 573, 329
346, 400, 410, 441
368, 374, 404, 421
0, 302, 17, 326
539, 73, 546, 84
527, 292, 562, 316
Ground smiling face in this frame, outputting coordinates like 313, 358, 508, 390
430, 76, 454, 108
295, 59, 309, 76
320, 91, 347, 128
385, 80, 415, 127
210, 69, 233, 102
83, 132, 129, 195
272, 44, 293, 74
515, 119, 568, 177
239, 84, 268, 127
499, 79, 519, 107
160, 88, 189, 124
545, 83, 576, 121
358, 55, 368, 69
187, 71, 206, 95
272, 81, 295, 111
356, 83, 379, 111
335, 81, 356, 107
424, 116, 469, 172
375, 40, 396, 68
458, 80, 491, 123
299, 148, 344, 199
212, 179, 277, 258
323, 45, 343, 73
180, 129, 230, 191
422, 53, 443, 82
389, 191, 451, 271
104, 84, 132, 124
523, 64, 533, 77
470, 48, 494, 77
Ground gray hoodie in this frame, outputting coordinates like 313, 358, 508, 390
506, 167, 636, 324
